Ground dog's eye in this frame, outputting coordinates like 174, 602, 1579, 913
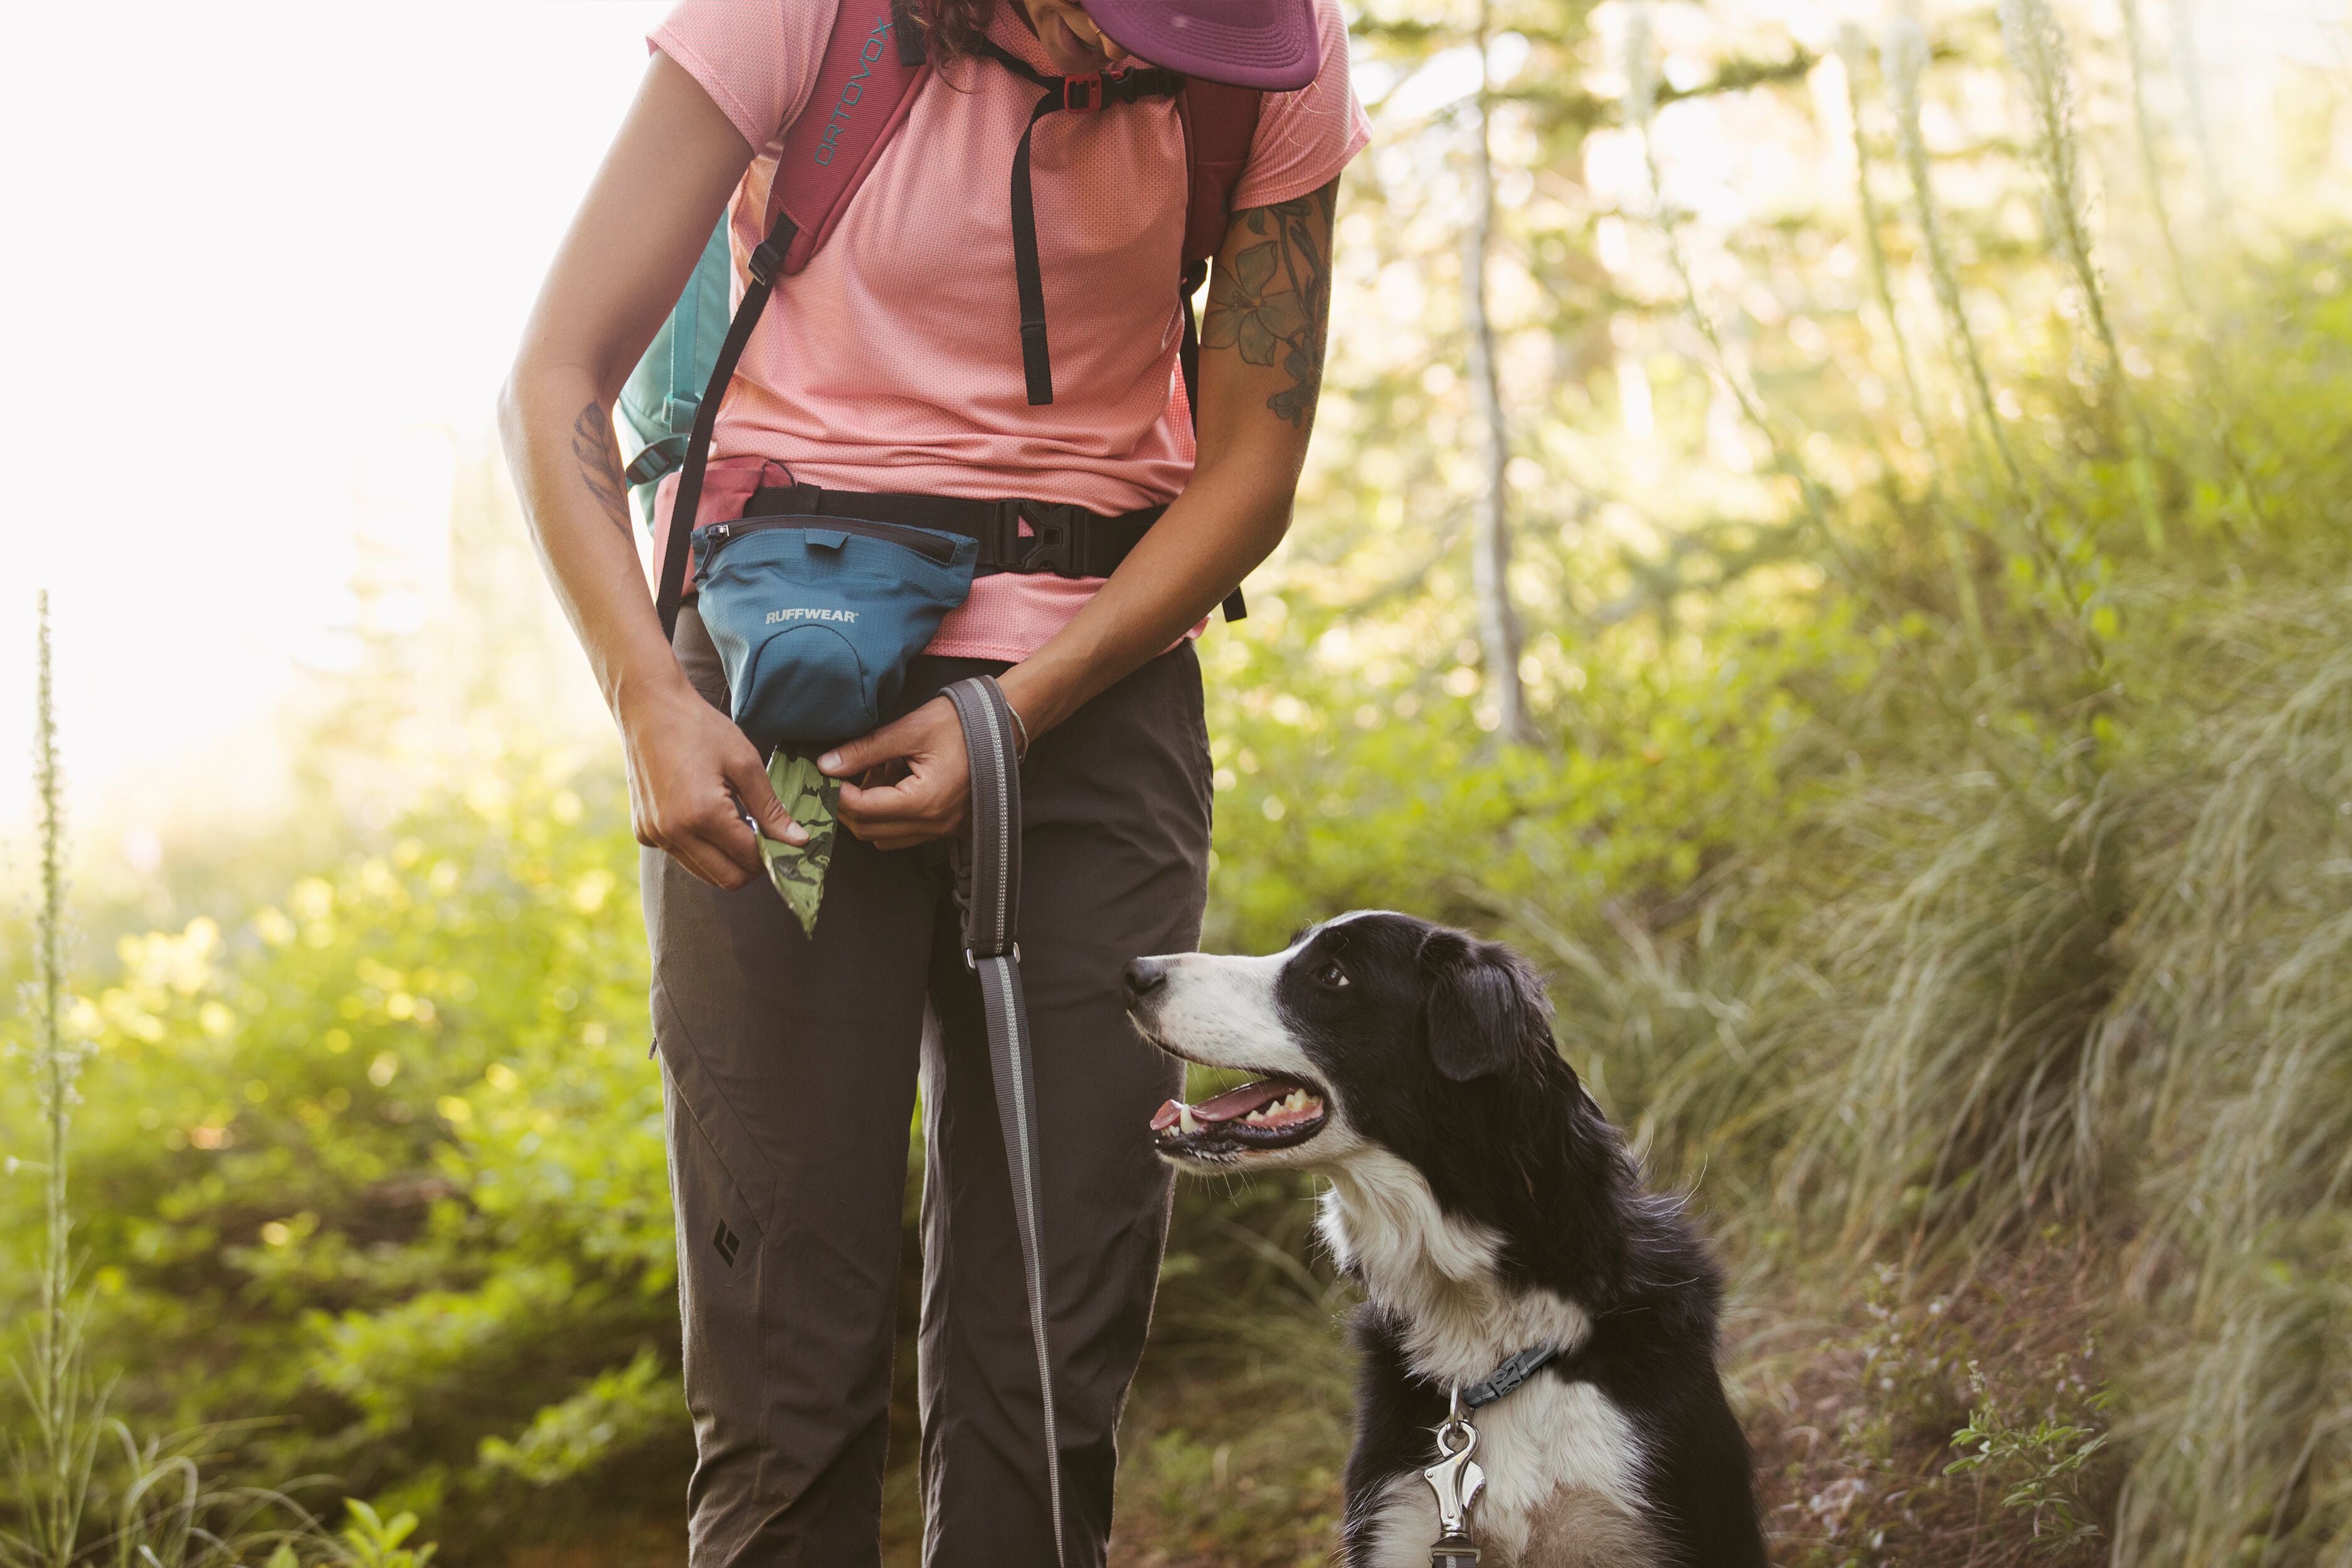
1315, 960, 1350, 989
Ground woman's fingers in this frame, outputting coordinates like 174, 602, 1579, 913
838, 771, 966, 840
666, 818, 760, 889
818, 704, 928, 779
722, 742, 805, 847
620, 679, 802, 886
832, 696, 972, 847
646, 788, 760, 888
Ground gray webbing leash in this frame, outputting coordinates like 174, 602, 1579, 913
942, 675, 1065, 1568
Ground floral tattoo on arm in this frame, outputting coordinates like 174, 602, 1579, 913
571, 400, 634, 541
1202, 178, 1338, 429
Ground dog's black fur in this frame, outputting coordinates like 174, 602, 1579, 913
1133, 913, 1764, 1565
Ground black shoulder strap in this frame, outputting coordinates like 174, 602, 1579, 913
654, 221, 796, 642
980, 40, 1184, 406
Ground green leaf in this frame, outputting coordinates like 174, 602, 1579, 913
760, 751, 840, 938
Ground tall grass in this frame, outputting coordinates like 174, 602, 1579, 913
1466, 11, 2352, 1558
1882, 14, 2023, 500
5, 591, 102, 1568
1999, 0, 2164, 549
1625, 0, 1835, 546
1835, 22, 1991, 681
3, 597, 432, 1568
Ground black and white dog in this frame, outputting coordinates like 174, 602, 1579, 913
1123, 912, 1764, 1567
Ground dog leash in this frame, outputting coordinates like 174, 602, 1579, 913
943, 675, 1066, 1568
1424, 1343, 1567, 1567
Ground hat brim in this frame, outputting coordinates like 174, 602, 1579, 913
1085, 0, 1323, 92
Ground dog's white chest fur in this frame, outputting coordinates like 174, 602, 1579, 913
1357, 1384, 1656, 1568
1322, 1155, 1658, 1567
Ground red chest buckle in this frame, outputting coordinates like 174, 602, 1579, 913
1060, 72, 1110, 111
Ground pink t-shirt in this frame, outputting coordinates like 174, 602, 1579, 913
650, 0, 1368, 660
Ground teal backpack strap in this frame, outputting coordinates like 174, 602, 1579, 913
618, 218, 731, 532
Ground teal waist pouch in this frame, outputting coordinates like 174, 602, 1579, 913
691, 515, 979, 750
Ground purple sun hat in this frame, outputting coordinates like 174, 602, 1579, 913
1085, 0, 1325, 91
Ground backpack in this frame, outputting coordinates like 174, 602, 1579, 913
620, 0, 1263, 595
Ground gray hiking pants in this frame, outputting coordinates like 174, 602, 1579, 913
645, 607, 1211, 1567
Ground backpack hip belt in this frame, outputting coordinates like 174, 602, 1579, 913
731, 482, 1168, 581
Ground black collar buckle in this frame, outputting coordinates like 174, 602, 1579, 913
1457, 1343, 1566, 1411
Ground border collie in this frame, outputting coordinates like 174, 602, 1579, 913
1123, 912, 1764, 1568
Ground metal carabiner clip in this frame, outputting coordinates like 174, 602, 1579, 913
1423, 1385, 1486, 1565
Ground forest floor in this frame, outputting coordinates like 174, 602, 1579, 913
504, 1248, 2112, 1567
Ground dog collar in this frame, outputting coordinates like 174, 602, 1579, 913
1457, 1343, 1564, 1410
1424, 1348, 1567, 1563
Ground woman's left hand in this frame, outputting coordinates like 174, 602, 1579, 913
822, 696, 971, 850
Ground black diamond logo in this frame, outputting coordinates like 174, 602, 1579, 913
712, 1221, 741, 1267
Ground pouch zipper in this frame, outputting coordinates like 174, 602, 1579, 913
698, 514, 960, 566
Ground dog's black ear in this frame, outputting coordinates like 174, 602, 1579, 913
1420, 930, 1553, 1082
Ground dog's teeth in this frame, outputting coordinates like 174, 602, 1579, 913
1179, 1104, 1200, 1135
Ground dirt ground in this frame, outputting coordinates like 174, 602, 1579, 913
503, 1254, 2112, 1567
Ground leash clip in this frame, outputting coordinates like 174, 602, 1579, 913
1423, 1385, 1485, 1565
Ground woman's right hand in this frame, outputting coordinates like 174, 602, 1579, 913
621, 675, 803, 889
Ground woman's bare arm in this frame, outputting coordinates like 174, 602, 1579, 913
825, 178, 1339, 850
1007, 177, 1338, 728
499, 55, 804, 889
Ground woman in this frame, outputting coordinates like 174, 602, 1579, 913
499, 0, 1364, 1559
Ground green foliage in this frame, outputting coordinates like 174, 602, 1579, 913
475, 1351, 672, 1488
334, 1501, 432, 1568
15, 6, 2352, 1565
1947, 1393, 2111, 1552
1, 753, 667, 1543
4, 598, 439, 1568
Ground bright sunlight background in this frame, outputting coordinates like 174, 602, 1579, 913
0, 0, 2339, 856
0, 3, 665, 851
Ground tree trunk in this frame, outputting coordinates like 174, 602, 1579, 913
1465, 0, 1537, 746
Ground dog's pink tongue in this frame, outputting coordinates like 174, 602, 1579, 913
1152, 1081, 1300, 1134
1192, 1080, 1296, 1124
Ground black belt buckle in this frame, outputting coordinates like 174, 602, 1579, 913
1010, 500, 1081, 576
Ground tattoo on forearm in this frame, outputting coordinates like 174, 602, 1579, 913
571, 401, 634, 539
1202, 178, 1338, 429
